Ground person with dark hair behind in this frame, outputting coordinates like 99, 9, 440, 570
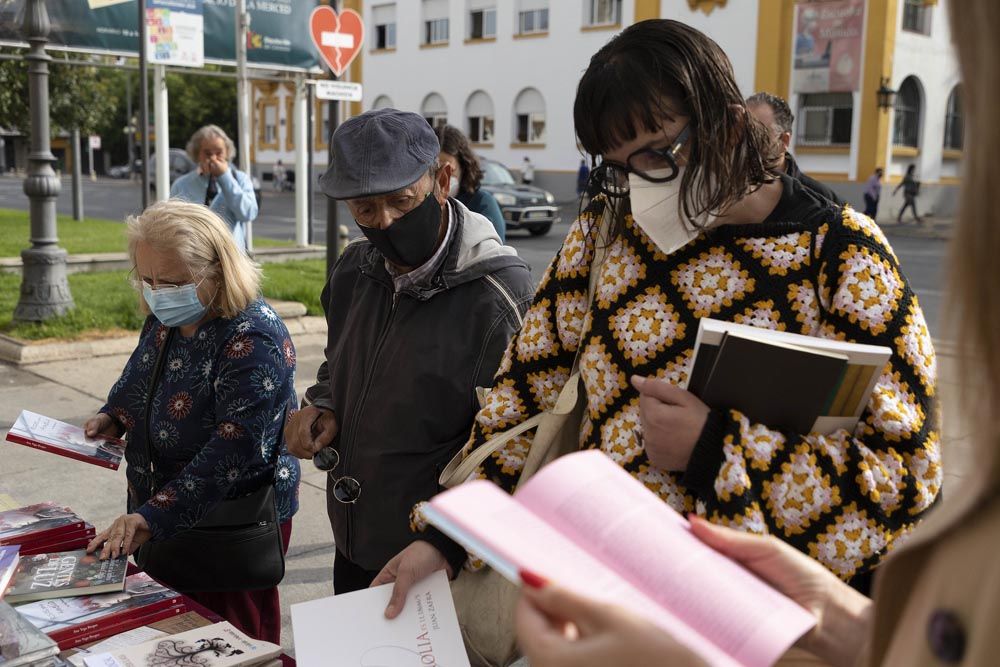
747, 92, 844, 206
435, 124, 506, 242
894, 164, 923, 224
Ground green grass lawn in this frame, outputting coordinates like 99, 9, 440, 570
0, 259, 326, 341
0, 209, 293, 257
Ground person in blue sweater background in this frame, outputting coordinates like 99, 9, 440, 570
435, 124, 507, 242
171, 125, 258, 251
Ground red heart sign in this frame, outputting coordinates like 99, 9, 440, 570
310, 6, 365, 77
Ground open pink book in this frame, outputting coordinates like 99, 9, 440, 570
423, 450, 816, 667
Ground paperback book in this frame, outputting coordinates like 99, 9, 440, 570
4, 551, 127, 605
0, 503, 86, 548
16, 572, 183, 647
423, 450, 817, 667
0, 600, 59, 667
6, 411, 126, 471
19, 526, 97, 557
684, 318, 891, 435
0, 546, 18, 598
82, 621, 282, 667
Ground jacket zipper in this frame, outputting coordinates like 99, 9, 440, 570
341, 286, 399, 562
483, 274, 524, 327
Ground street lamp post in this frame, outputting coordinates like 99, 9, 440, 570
14, 0, 74, 322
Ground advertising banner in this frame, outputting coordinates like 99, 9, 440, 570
793, 0, 866, 94
147, 0, 204, 68
0, 0, 321, 71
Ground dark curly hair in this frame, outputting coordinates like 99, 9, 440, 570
435, 124, 484, 194
574, 19, 778, 230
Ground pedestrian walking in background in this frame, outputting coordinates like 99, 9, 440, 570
272, 159, 286, 192
521, 156, 534, 184
895, 164, 923, 224
435, 124, 506, 242
170, 124, 258, 251
864, 167, 884, 219
577, 159, 590, 197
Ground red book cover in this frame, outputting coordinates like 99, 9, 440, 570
55, 603, 187, 650
6, 410, 125, 470
0, 502, 86, 547
14, 573, 184, 642
18, 526, 96, 556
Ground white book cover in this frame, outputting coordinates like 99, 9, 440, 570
291, 570, 469, 667
81, 621, 280, 667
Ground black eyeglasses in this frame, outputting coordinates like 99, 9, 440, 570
587, 125, 692, 199
313, 446, 362, 503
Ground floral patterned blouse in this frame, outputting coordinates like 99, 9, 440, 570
100, 299, 300, 541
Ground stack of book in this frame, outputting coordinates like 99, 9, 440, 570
14, 573, 185, 650
0, 503, 95, 556
0, 600, 60, 667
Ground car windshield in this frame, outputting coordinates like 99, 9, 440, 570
481, 161, 516, 186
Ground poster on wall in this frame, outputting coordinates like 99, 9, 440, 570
793, 0, 866, 93
147, 0, 204, 68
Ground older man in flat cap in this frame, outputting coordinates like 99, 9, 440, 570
284, 108, 533, 596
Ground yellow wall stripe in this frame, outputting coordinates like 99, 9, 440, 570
856, 0, 898, 179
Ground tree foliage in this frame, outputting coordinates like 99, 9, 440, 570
0, 52, 120, 138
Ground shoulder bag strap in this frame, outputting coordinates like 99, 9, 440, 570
441, 206, 612, 487
143, 326, 176, 494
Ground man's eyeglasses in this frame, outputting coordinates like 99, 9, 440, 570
587, 125, 691, 199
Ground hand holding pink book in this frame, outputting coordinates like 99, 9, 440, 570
422, 450, 816, 667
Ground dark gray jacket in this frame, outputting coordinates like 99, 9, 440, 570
304, 201, 534, 571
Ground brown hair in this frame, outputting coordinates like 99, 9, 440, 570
947, 1, 1000, 477
435, 124, 483, 194
127, 200, 261, 319
573, 19, 778, 228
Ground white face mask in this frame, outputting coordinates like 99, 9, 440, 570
628, 166, 716, 256
448, 176, 460, 198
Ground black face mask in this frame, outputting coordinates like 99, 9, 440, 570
357, 193, 443, 268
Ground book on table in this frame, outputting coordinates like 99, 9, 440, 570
18, 526, 96, 558
291, 569, 469, 667
81, 621, 282, 667
6, 411, 126, 471
0, 503, 87, 549
0, 546, 19, 598
684, 318, 892, 435
15, 572, 184, 649
0, 600, 60, 667
4, 551, 127, 605
423, 450, 817, 667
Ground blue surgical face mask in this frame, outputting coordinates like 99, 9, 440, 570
142, 277, 209, 327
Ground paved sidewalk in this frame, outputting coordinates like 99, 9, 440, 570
0, 324, 972, 656
879, 217, 954, 241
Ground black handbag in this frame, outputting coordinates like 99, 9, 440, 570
133, 326, 286, 593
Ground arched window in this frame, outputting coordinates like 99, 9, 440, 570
421, 93, 448, 129
944, 85, 963, 150
893, 76, 922, 148
372, 95, 394, 111
465, 90, 495, 144
513, 87, 546, 144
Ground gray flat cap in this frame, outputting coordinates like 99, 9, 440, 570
319, 108, 440, 200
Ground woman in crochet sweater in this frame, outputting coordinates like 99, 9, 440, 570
379, 19, 940, 618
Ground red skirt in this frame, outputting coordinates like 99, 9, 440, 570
184, 519, 293, 644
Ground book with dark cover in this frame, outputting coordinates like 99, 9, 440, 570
16, 572, 183, 644
4, 552, 127, 605
0, 546, 18, 598
6, 411, 125, 471
0, 504, 86, 548
698, 331, 848, 434
0, 600, 59, 666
